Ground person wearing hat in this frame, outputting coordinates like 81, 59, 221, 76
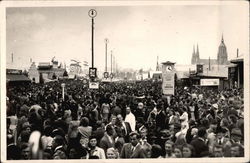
120, 131, 147, 158
230, 128, 243, 145
223, 128, 243, 157
157, 129, 173, 150
214, 126, 228, 147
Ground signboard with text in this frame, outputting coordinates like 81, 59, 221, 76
110, 73, 114, 79
162, 71, 175, 95
200, 79, 219, 86
6, 69, 22, 74
103, 72, 109, 78
89, 82, 99, 89
89, 68, 97, 79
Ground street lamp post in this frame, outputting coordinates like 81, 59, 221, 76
111, 50, 113, 75
88, 9, 97, 68
104, 38, 109, 72
88, 9, 97, 81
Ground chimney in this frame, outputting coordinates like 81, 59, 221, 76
237, 48, 239, 57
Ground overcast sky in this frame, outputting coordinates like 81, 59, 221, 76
6, 2, 249, 71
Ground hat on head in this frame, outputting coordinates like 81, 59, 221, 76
52, 128, 65, 138
231, 128, 242, 137
139, 125, 147, 133
212, 104, 219, 109
138, 102, 144, 107
228, 109, 238, 117
129, 131, 139, 137
160, 129, 172, 140
215, 126, 227, 134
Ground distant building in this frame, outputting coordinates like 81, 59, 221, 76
68, 61, 83, 79
6, 69, 31, 85
28, 62, 39, 83
28, 58, 67, 83
228, 50, 244, 88
191, 35, 229, 65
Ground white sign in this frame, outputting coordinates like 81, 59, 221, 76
162, 71, 175, 95
89, 82, 99, 89
200, 79, 219, 86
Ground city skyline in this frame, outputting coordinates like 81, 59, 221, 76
5, 2, 249, 71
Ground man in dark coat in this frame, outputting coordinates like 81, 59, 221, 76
120, 132, 147, 158
190, 127, 209, 157
155, 100, 167, 133
99, 124, 115, 153
116, 114, 132, 143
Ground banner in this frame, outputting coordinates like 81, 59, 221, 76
89, 82, 99, 89
162, 71, 175, 95
200, 79, 219, 86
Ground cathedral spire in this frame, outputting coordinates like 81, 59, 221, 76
191, 44, 196, 64
196, 44, 200, 62
196, 44, 199, 55
221, 34, 224, 43
156, 56, 159, 71
217, 34, 228, 65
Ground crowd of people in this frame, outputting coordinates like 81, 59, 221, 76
6, 79, 244, 159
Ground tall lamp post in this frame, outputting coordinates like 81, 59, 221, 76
110, 50, 113, 80
104, 38, 109, 79
111, 50, 113, 74
104, 38, 109, 72
88, 9, 97, 80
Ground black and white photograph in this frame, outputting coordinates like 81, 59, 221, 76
1, 1, 249, 162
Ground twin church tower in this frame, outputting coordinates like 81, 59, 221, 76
191, 36, 229, 65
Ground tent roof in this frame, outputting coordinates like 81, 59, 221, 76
7, 74, 31, 82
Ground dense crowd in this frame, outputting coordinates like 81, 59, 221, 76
6, 79, 244, 159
